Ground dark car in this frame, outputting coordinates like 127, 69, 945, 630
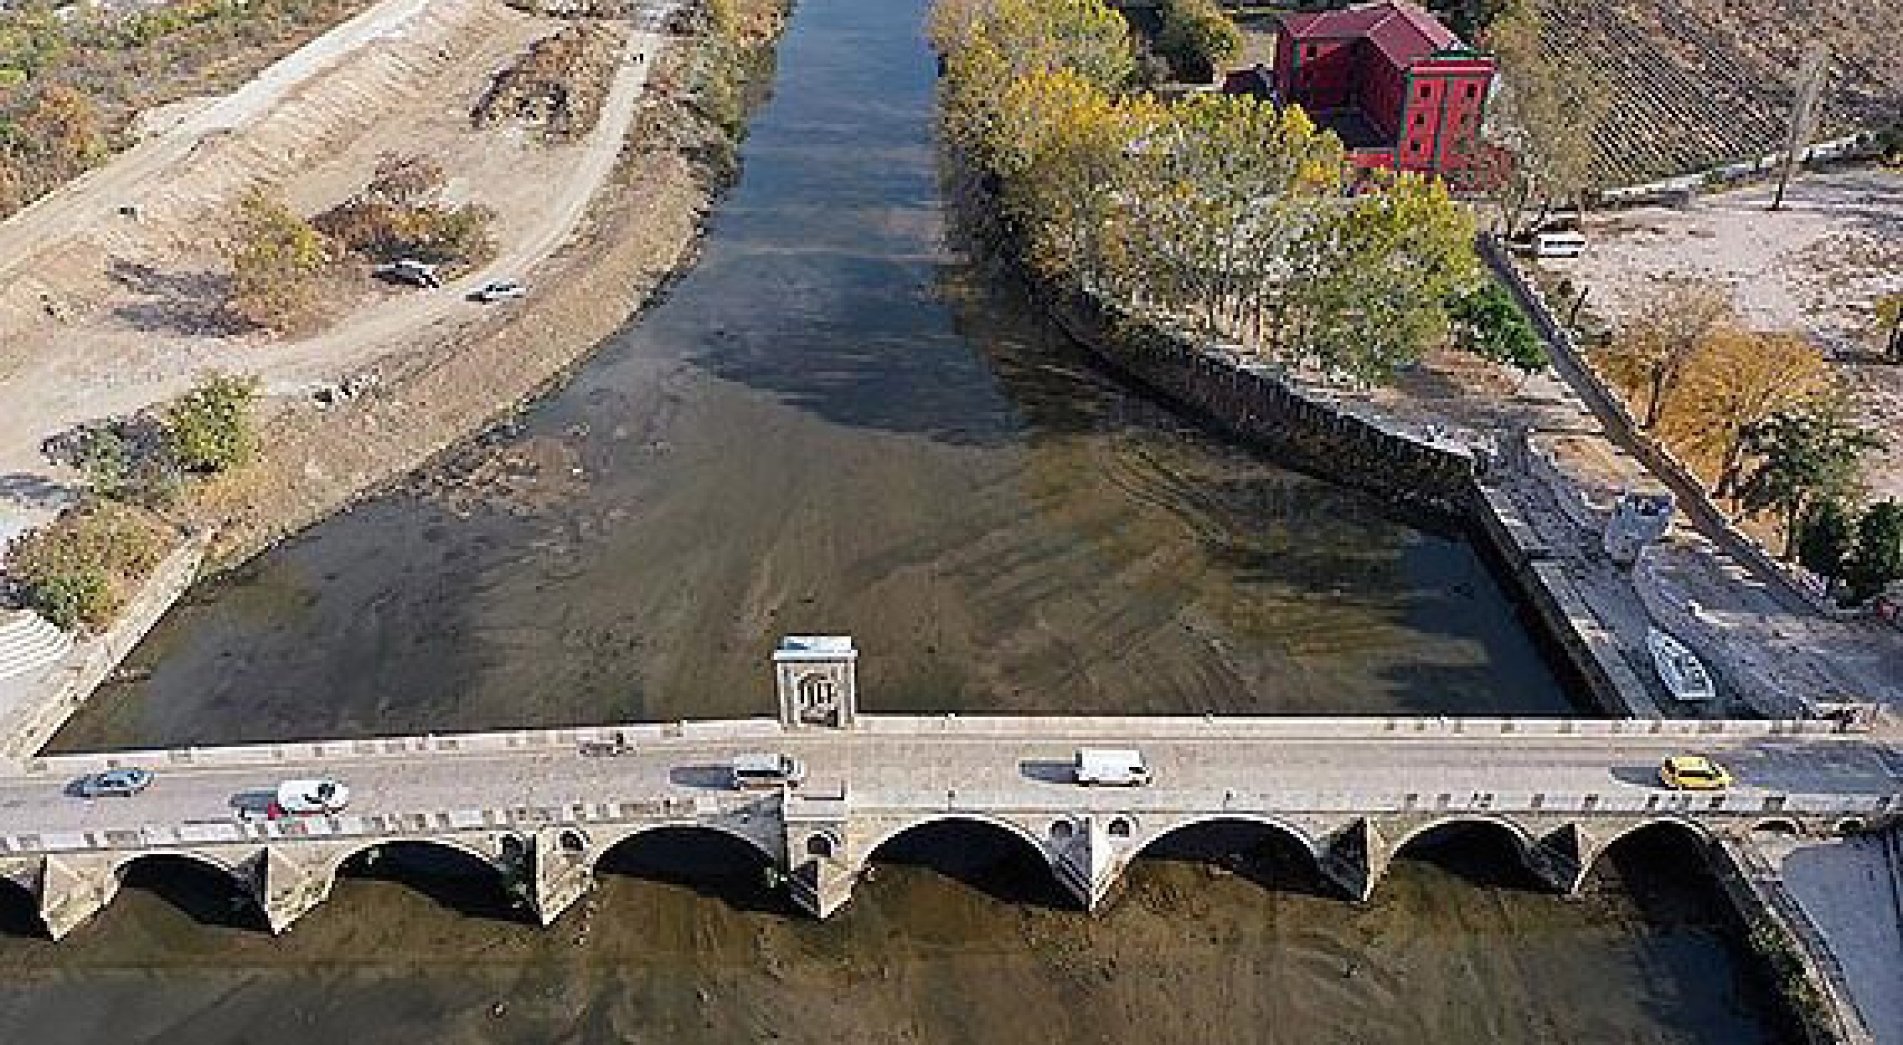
73, 767, 154, 798
372, 258, 442, 289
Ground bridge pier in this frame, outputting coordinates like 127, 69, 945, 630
1045, 816, 1117, 912
39, 853, 122, 941
1525, 824, 1592, 895
252, 846, 338, 934
528, 827, 596, 926
1317, 818, 1384, 902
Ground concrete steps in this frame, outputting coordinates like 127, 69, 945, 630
0, 610, 73, 682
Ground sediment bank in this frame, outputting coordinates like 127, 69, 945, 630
0, 0, 794, 756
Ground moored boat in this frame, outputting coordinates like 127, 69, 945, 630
1646, 627, 1716, 702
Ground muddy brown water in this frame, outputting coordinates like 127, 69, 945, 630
16, 0, 1793, 1040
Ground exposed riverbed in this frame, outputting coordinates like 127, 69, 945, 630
10, 0, 1794, 1039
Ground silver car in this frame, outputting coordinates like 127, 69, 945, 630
73, 767, 154, 798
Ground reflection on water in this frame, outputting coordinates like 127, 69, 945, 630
0, 826, 1791, 1044
55, 0, 1572, 752
12, 0, 1791, 1039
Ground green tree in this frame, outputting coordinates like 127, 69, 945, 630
1448, 281, 1546, 372
228, 188, 333, 329
1795, 498, 1857, 588
1876, 292, 1903, 363
1736, 410, 1883, 557
1283, 174, 1480, 382
1481, 1, 1608, 236
1849, 500, 1903, 600
1156, 0, 1241, 84
165, 373, 259, 473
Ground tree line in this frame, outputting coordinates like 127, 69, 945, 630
931, 0, 1544, 385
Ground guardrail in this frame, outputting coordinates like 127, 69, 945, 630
17, 713, 1872, 777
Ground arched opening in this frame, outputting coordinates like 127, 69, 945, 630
1749, 818, 1802, 838
1834, 818, 1867, 836
0, 877, 44, 938
862, 817, 1066, 909
805, 833, 837, 860
333, 840, 525, 923
1579, 820, 1718, 915
1391, 819, 1544, 891
592, 826, 784, 914
1584, 821, 1806, 1041
1131, 817, 1329, 897
115, 853, 262, 931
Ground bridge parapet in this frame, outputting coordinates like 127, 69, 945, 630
16, 713, 1870, 779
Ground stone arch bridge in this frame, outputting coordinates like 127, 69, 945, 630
0, 712, 1893, 939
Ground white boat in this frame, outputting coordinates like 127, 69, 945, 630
1647, 627, 1716, 703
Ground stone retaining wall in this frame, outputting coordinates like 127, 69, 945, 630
1714, 837, 1877, 1045
0, 535, 208, 763
1040, 283, 1480, 516
1026, 272, 1662, 717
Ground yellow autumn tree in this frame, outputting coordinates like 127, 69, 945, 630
1659, 327, 1831, 498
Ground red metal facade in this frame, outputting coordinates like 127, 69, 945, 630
1268, 1, 1495, 180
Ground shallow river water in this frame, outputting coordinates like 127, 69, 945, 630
10, 0, 1793, 1040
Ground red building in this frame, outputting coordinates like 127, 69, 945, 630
1267, 1, 1495, 182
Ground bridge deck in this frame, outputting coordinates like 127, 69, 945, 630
3, 716, 1894, 854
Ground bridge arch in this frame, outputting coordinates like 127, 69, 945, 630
587, 821, 780, 873
111, 851, 260, 930
853, 813, 1053, 876
0, 875, 43, 937
1387, 815, 1551, 890
1130, 814, 1325, 864
1390, 814, 1541, 858
1575, 817, 1711, 884
110, 849, 246, 883
326, 838, 525, 920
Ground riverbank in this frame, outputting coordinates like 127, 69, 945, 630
0, 0, 794, 758
188, 0, 792, 571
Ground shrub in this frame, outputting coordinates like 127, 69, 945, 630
314, 152, 497, 267
5, 501, 167, 629
165, 373, 259, 473
227, 188, 334, 329
1156, 0, 1240, 84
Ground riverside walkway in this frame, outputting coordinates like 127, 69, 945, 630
0, 635, 1894, 940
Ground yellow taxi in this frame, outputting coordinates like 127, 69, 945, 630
1659, 755, 1733, 791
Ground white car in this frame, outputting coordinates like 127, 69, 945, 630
273, 778, 350, 816
470, 279, 526, 302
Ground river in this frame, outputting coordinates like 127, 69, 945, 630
7, 0, 1792, 1040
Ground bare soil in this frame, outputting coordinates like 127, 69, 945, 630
1548, 166, 1903, 499
0, 0, 722, 561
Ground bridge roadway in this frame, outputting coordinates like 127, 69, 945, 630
0, 715, 1895, 939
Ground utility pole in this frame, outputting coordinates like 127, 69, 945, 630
1771, 43, 1828, 211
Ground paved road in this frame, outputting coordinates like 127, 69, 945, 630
3, 720, 1894, 841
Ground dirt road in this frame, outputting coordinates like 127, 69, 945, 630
0, 0, 679, 554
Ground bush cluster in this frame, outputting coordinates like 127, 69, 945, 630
5, 500, 168, 629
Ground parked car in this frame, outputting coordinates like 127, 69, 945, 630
729, 753, 805, 790
1659, 755, 1732, 791
469, 279, 526, 302
271, 778, 351, 816
372, 258, 441, 288
73, 767, 154, 798
1073, 748, 1151, 787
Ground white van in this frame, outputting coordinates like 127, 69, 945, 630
1073, 748, 1151, 787
730, 753, 806, 790
1531, 230, 1587, 258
